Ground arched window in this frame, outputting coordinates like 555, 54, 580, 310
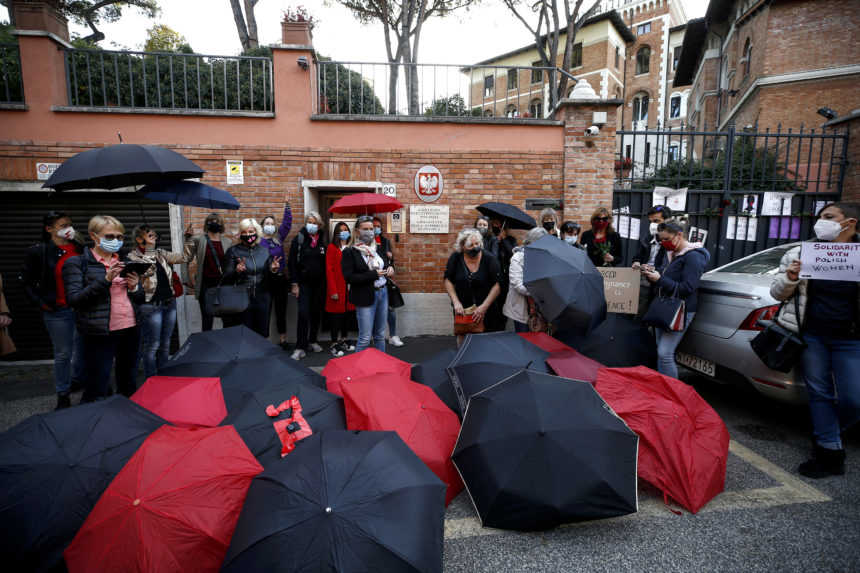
505, 104, 519, 118
743, 38, 752, 77
632, 92, 649, 125
529, 98, 543, 118
636, 46, 650, 75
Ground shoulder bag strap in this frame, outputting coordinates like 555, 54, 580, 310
205, 238, 224, 275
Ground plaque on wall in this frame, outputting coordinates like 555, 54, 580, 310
409, 204, 449, 234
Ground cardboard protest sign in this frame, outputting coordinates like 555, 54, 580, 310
597, 268, 640, 314
799, 242, 860, 282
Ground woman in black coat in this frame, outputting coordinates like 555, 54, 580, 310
287, 211, 328, 360
579, 206, 623, 267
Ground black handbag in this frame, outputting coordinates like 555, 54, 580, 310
386, 278, 405, 309
203, 240, 250, 317
750, 295, 807, 373
642, 286, 686, 331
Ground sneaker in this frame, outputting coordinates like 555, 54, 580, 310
330, 344, 345, 357
389, 336, 404, 347
309, 342, 324, 353
340, 340, 356, 351
55, 393, 71, 410
290, 349, 307, 361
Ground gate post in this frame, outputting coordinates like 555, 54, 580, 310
716, 125, 736, 266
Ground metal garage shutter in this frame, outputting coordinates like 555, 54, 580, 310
0, 192, 171, 360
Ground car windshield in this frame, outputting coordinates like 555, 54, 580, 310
717, 244, 796, 275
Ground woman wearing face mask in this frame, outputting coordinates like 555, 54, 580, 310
342, 215, 393, 352
183, 213, 233, 332
127, 225, 192, 379
222, 219, 282, 338
539, 208, 559, 237
770, 201, 860, 479
444, 228, 502, 345
326, 221, 356, 357
632, 205, 672, 318
560, 221, 583, 249
579, 207, 623, 267
373, 216, 404, 347
20, 211, 86, 409
288, 211, 328, 360
641, 216, 709, 379
504, 227, 549, 332
260, 205, 293, 350
63, 215, 144, 402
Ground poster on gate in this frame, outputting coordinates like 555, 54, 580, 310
597, 268, 640, 315
799, 242, 860, 281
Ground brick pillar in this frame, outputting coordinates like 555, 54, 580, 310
12, 0, 70, 41
554, 97, 622, 229
13, 1, 71, 108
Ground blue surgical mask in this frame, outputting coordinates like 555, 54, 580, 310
99, 237, 123, 253
564, 235, 577, 245
374, 227, 382, 236
306, 223, 318, 235
339, 230, 351, 241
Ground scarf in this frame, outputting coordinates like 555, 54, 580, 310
354, 242, 382, 270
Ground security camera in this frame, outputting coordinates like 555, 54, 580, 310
584, 125, 600, 137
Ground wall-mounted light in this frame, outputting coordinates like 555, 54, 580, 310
817, 107, 837, 120
297, 56, 309, 71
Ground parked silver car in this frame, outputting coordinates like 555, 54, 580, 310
676, 242, 807, 404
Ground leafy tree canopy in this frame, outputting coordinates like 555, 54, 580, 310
144, 23, 192, 53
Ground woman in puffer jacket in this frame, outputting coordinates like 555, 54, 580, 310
770, 201, 860, 479
503, 227, 548, 332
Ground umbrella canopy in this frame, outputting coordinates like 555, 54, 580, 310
411, 348, 460, 418
322, 347, 412, 397
222, 431, 446, 573
158, 326, 325, 408
139, 180, 240, 210
476, 201, 536, 230
42, 143, 203, 191
557, 314, 658, 368
452, 370, 639, 531
131, 376, 227, 427
220, 380, 346, 466
0, 397, 166, 572
517, 332, 574, 354
342, 374, 464, 505
328, 192, 403, 214
545, 349, 604, 386
595, 366, 730, 513
64, 425, 262, 573
446, 332, 550, 417
523, 235, 607, 333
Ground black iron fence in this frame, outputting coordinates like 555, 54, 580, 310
64, 48, 273, 113
613, 124, 848, 268
316, 60, 567, 119
0, 43, 24, 104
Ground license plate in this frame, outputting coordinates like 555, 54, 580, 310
676, 352, 716, 377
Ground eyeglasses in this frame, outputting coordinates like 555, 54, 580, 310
594, 217, 610, 222
101, 233, 124, 241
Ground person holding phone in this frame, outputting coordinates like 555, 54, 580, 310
63, 215, 144, 402
632, 205, 672, 318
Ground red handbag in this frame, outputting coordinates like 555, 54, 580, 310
171, 270, 184, 297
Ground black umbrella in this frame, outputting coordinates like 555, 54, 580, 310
158, 326, 325, 409
139, 179, 240, 210
446, 332, 550, 417
477, 201, 537, 230
42, 143, 203, 191
0, 397, 166, 572
222, 431, 446, 573
220, 381, 346, 466
452, 370, 639, 531
557, 314, 658, 368
524, 234, 607, 333
411, 348, 460, 418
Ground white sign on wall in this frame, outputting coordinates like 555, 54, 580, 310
226, 160, 244, 185
409, 204, 449, 234
380, 184, 396, 198
36, 162, 60, 181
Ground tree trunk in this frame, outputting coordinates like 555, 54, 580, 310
228, 0, 251, 51
244, 0, 259, 49
388, 61, 400, 115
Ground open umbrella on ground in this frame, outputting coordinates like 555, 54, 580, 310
64, 425, 262, 573
411, 348, 459, 418
322, 347, 412, 397
42, 143, 203, 191
0, 397, 166, 572
131, 376, 227, 427
452, 370, 639, 531
557, 314, 658, 368
139, 179, 240, 210
517, 332, 574, 354
328, 192, 403, 214
158, 326, 325, 408
545, 349, 604, 386
220, 380, 346, 466
447, 332, 550, 417
343, 374, 463, 505
476, 201, 536, 230
595, 366, 730, 513
222, 431, 446, 573
523, 235, 607, 333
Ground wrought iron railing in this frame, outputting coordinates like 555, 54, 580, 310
0, 43, 25, 104
64, 48, 273, 113
315, 60, 571, 120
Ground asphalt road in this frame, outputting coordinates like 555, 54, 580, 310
1, 336, 857, 572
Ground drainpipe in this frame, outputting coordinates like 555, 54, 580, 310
714, 30, 725, 129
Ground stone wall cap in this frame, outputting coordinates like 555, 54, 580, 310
12, 29, 73, 49
272, 44, 315, 52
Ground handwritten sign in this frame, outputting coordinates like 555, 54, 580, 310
409, 204, 449, 234
597, 268, 640, 314
761, 192, 793, 216
799, 242, 860, 281
653, 186, 688, 211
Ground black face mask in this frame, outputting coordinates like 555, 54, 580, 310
542, 221, 555, 232
466, 247, 481, 258
492, 226, 501, 236
207, 221, 224, 233
241, 234, 257, 245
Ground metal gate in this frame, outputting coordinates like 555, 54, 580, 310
612, 124, 849, 268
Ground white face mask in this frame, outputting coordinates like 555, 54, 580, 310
564, 235, 577, 245
263, 224, 276, 235
58, 226, 76, 240
306, 223, 318, 235
813, 218, 843, 241
649, 222, 659, 236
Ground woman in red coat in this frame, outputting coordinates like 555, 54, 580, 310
326, 221, 356, 357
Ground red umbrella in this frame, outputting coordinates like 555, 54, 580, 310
546, 349, 604, 386
322, 348, 412, 396
594, 366, 730, 513
131, 376, 227, 427
342, 373, 463, 506
517, 332, 574, 354
64, 425, 263, 573
328, 192, 403, 214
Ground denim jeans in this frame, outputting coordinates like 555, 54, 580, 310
514, 320, 529, 333
137, 299, 177, 379
387, 306, 397, 337
82, 326, 140, 402
800, 333, 860, 450
42, 307, 85, 395
356, 287, 388, 353
655, 312, 696, 380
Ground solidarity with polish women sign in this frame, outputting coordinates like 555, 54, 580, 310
799, 242, 860, 281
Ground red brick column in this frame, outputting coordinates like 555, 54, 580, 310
554, 99, 622, 229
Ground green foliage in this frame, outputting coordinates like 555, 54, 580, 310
317, 57, 384, 115
144, 24, 192, 54
424, 94, 470, 117
0, 21, 23, 103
